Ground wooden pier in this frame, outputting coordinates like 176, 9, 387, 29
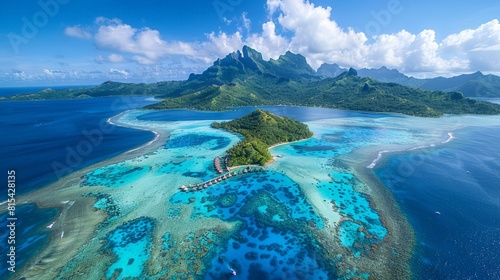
179, 166, 265, 192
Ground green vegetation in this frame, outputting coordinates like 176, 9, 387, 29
212, 109, 313, 166
225, 139, 271, 166
148, 67, 500, 117
3, 46, 500, 117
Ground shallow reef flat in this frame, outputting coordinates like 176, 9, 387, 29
17, 110, 500, 280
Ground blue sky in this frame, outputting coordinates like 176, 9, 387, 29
1, 0, 499, 86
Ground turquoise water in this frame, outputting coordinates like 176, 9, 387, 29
79, 112, 398, 279
171, 171, 331, 279
105, 217, 155, 279
9, 104, 498, 280
171, 171, 324, 227
84, 163, 151, 188
205, 217, 329, 280
317, 172, 387, 241
167, 134, 231, 151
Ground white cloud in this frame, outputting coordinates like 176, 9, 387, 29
109, 68, 129, 76
108, 54, 127, 63
260, 0, 477, 73
61, 3, 500, 78
246, 21, 289, 60
223, 17, 232, 25
92, 18, 198, 65
64, 26, 92, 39
96, 54, 128, 64
441, 19, 500, 71
203, 31, 245, 61
242, 12, 251, 33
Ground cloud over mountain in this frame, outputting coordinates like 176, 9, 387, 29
4, 0, 499, 85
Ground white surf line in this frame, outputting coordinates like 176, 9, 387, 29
106, 110, 163, 154
367, 132, 455, 169
106, 109, 132, 126
366, 150, 390, 169
125, 130, 160, 154
442, 132, 454, 144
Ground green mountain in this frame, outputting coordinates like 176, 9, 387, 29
418, 71, 500, 97
3, 46, 500, 117
212, 109, 313, 166
148, 60, 500, 117
319, 63, 500, 97
187, 45, 318, 83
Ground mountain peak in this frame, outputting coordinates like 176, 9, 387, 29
242, 45, 263, 61
347, 68, 358, 76
317, 63, 347, 78
189, 46, 319, 82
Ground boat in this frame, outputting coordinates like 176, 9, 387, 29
435, 211, 441, 215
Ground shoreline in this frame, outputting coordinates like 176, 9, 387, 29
335, 129, 459, 278
12, 109, 171, 279
17, 109, 171, 204
9, 110, 485, 279
268, 137, 311, 150
107, 110, 164, 155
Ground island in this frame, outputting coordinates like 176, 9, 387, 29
3, 46, 500, 117
211, 109, 313, 166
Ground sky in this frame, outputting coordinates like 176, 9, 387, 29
1, 0, 500, 86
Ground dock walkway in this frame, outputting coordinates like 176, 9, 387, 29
179, 166, 264, 192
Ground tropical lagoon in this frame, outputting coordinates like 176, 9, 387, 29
2, 97, 499, 279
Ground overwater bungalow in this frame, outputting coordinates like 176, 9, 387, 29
214, 156, 223, 173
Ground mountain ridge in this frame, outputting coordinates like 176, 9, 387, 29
3, 46, 500, 117
318, 63, 500, 97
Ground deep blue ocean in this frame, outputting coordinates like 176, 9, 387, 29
0, 91, 499, 279
376, 126, 500, 279
0, 94, 156, 279
0, 96, 157, 195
